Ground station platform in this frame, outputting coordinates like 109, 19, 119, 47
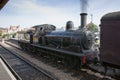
0, 55, 19, 80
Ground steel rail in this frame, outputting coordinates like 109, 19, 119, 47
0, 43, 58, 80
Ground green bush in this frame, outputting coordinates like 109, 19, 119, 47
2, 34, 10, 38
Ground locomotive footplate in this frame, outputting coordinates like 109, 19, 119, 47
30, 44, 98, 69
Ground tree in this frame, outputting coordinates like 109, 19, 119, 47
87, 22, 99, 32
0, 31, 2, 36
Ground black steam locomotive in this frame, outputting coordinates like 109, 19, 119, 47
40, 21, 94, 53
18, 13, 99, 68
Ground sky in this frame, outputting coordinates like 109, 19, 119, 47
0, 0, 120, 29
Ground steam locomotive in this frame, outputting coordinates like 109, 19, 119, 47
17, 13, 99, 68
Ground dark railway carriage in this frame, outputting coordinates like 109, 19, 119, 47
100, 11, 120, 68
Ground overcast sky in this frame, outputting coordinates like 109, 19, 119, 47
0, 0, 120, 29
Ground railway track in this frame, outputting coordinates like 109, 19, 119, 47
0, 42, 57, 80
5, 39, 120, 80
0, 54, 22, 80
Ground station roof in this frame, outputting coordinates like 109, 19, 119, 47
0, 0, 8, 10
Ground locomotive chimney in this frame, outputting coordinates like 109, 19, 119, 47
79, 0, 88, 29
80, 13, 87, 29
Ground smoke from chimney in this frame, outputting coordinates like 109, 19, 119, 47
80, 0, 88, 13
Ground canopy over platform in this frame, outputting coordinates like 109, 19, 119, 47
0, 0, 8, 10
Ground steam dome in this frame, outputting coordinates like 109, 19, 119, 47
66, 21, 74, 31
